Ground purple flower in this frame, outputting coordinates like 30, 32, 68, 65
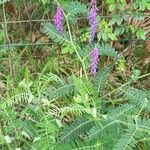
53, 6, 63, 33
89, 0, 97, 7
90, 47, 99, 75
88, 0, 98, 43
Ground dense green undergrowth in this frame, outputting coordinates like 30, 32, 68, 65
0, 0, 150, 150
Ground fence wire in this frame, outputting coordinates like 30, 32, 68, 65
0, 38, 150, 48
0, 42, 53, 48
1, 20, 150, 48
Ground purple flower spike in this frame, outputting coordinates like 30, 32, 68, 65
88, 0, 98, 43
53, 6, 63, 33
88, 8, 97, 43
90, 47, 99, 75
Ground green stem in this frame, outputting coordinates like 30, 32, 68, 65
54, 0, 88, 79
2, 0, 13, 79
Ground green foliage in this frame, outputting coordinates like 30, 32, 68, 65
41, 77, 74, 100
57, 117, 94, 144
0, 0, 150, 150
133, 0, 150, 10
42, 23, 70, 45
0, 0, 9, 5
63, 1, 87, 23
98, 43, 119, 59
114, 126, 138, 150
93, 65, 112, 93
98, 20, 118, 41
73, 76, 96, 97
117, 58, 126, 73
62, 43, 74, 54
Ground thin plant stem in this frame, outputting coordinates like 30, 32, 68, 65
54, 0, 88, 79
2, 1, 13, 79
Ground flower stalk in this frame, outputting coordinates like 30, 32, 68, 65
53, 5, 63, 33
88, 0, 98, 43
90, 47, 99, 75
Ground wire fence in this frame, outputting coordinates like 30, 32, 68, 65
0, 2, 150, 48
1, 21, 150, 48
0, 1, 150, 79
0, 39, 150, 48
0, 42, 53, 48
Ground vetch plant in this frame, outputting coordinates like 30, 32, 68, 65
1, 0, 150, 150
5, 1, 148, 149
53, 5, 63, 33
88, 0, 98, 43
90, 47, 99, 75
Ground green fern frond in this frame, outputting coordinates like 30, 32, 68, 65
107, 104, 135, 120
121, 87, 150, 111
60, 104, 93, 117
63, 1, 87, 23
2, 93, 33, 107
56, 117, 94, 145
86, 104, 134, 141
73, 76, 96, 97
41, 79, 74, 100
137, 118, 150, 131
42, 23, 70, 44
40, 73, 64, 84
22, 121, 37, 139
36, 118, 58, 137
114, 126, 138, 150
98, 43, 119, 59
92, 65, 112, 94
31, 137, 51, 150
21, 108, 59, 149
87, 120, 124, 150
